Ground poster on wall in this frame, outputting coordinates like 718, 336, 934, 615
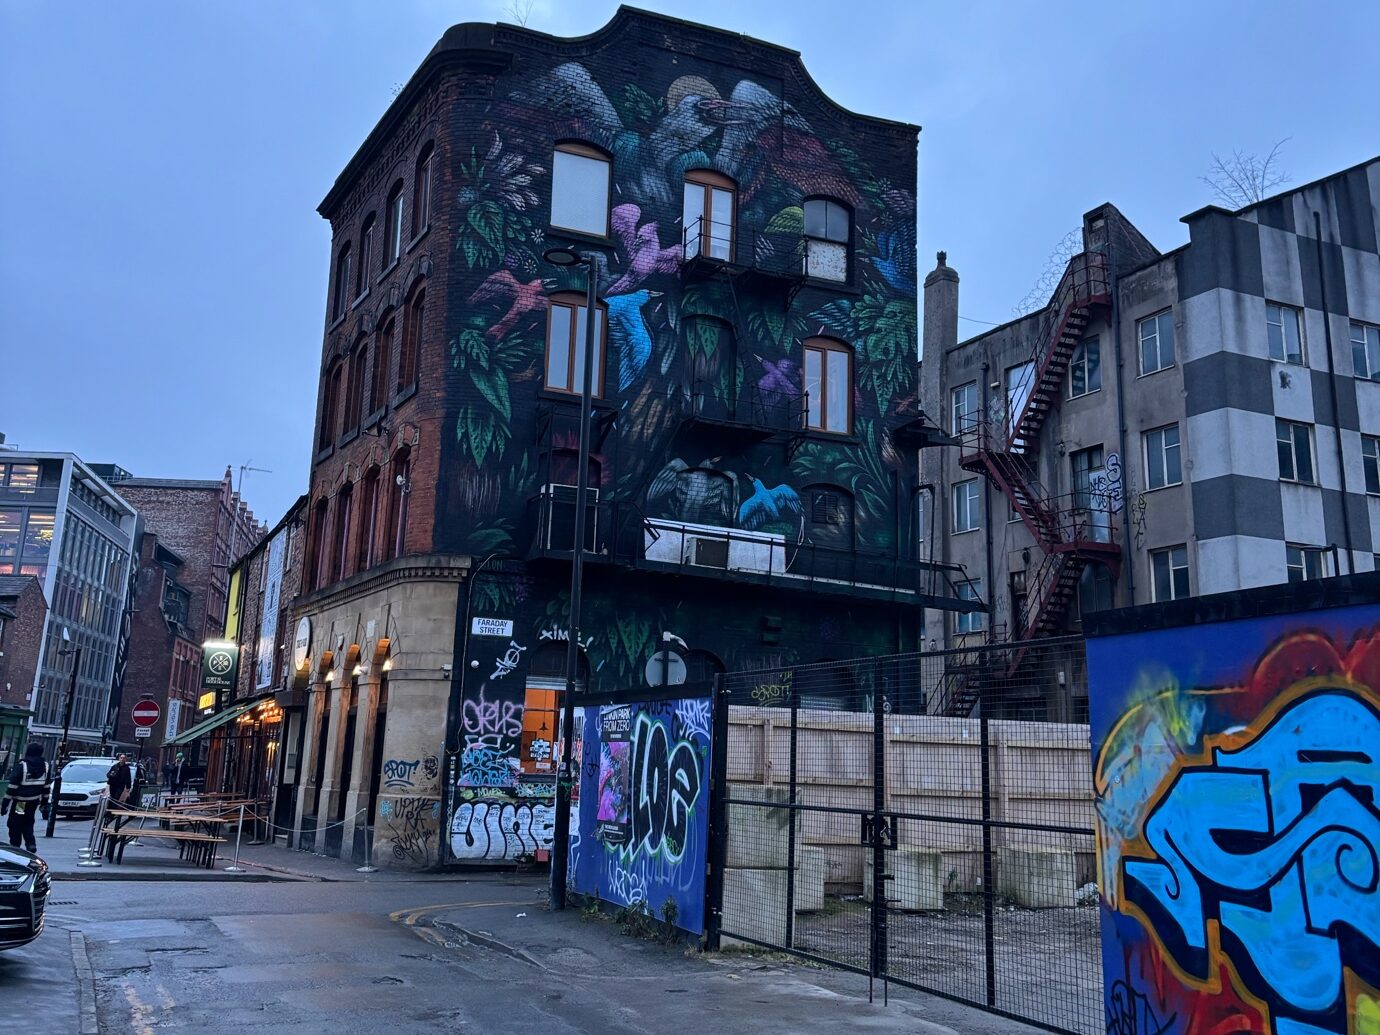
1086, 593, 1380, 1035
594, 705, 632, 845
256, 530, 286, 689
569, 695, 712, 935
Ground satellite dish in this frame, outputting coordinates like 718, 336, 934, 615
645, 650, 686, 687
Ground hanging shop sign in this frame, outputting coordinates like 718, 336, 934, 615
200, 641, 240, 693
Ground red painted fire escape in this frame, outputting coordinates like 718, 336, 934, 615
959, 251, 1119, 644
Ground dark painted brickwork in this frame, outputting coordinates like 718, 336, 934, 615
306, 9, 927, 690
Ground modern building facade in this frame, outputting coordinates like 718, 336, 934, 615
920, 156, 1380, 718
0, 452, 138, 749
295, 8, 971, 868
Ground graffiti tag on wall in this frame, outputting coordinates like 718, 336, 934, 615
569, 696, 712, 934
1089, 615, 1380, 1035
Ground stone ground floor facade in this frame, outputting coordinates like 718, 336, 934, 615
286, 552, 924, 871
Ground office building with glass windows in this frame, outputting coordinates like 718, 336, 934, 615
919, 156, 1380, 719
0, 451, 138, 748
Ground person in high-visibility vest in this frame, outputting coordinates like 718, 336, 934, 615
3, 742, 52, 852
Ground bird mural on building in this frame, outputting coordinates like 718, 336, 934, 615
607, 204, 681, 294
868, 224, 916, 293
607, 289, 661, 392
645, 457, 736, 527
508, 63, 724, 205
468, 271, 547, 342
737, 476, 804, 532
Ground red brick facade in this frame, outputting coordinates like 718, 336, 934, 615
0, 576, 47, 712
303, 71, 458, 594
115, 471, 260, 644
112, 532, 201, 757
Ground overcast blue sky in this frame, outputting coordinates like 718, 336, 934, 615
2, 0, 1376, 524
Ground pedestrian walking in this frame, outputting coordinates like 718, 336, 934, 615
3, 742, 52, 852
168, 752, 189, 801
106, 753, 133, 804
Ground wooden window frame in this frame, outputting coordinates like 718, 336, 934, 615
550, 141, 612, 238
357, 214, 375, 299
384, 181, 405, 267
357, 468, 381, 572
803, 336, 853, 435
397, 287, 423, 394
412, 144, 433, 238
544, 291, 607, 398
683, 169, 736, 261
371, 315, 394, 414
343, 341, 367, 434
320, 363, 342, 449
332, 244, 352, 319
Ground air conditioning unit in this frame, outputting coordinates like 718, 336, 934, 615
685, 535, 729, 570
540, 485, 600, 552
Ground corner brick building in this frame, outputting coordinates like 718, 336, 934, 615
0, 575, 47, 712
293, 7, 972, 869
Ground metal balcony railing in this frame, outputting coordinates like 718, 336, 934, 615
681, 217, 835, 282
683, 378, 807, 436
524, 492, 984, 610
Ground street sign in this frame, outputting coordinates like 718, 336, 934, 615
472, 617, 514, 638
131, 700, 161, 728
200, 641, 240, 693
134, 726, 152, 739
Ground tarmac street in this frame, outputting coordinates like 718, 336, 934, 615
4, 820, 1045, 1034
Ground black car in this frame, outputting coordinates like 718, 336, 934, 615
0, 844, 50, 949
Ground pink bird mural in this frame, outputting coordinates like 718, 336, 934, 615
468, 270, 547, 342
607, 203, 681, 294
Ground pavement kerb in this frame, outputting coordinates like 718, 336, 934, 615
430, 917, 549, 969
69, 930, 99, 1035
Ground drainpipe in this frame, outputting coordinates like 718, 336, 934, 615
980, 360, 997, 639
1107, 243, 1137, 603
1314, 211, 1356, 574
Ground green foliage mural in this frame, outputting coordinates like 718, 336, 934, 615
443, 57, 920, 574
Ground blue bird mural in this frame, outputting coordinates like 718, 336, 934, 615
737, 476, 803, 531
868, 224, 916, 293
607, 290, 660, 392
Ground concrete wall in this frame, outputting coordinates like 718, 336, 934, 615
725, 703, 1094, 891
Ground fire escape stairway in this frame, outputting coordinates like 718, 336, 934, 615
957, 251, 1117, 664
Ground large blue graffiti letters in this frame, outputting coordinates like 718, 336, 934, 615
629, 712, 702, 862
1124, 689, 1380, 1030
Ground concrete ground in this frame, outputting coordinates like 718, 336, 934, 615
6, 817, 1051, 1034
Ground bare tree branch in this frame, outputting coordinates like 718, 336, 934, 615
504, 0, 535, 26
1200, 139, 1291, 208
1013, 227, 1083, 317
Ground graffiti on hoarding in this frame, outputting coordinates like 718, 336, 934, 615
1088, 614, 1380, 1035
450, 799, 554, 860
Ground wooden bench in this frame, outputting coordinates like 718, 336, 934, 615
101, 825, 228, 868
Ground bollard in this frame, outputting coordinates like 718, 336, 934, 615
356, 809, 377, 874
43, 774, 62, 838
224, 803, 246, 873
78, 795, 105, 867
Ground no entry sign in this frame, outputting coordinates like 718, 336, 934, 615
131, 700, 161, 728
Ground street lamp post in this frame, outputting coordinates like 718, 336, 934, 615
45, 628, 82, 838
543, 245, 598, 910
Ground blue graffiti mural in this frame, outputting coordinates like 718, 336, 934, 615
568, 696, 711, 933
1088, 609, 1380, 1035
1124, 689, 1380, 1029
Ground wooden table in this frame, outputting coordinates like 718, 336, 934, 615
102, 808, 231, 868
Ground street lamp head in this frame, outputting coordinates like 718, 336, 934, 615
542, 246, 585, 268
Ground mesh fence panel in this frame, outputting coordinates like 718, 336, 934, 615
715, 637, 1100, 1035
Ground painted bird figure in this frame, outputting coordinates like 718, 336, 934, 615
468, 271, 547, 342
868, 224, 916, 293
737, 476, 804, 531
608, 204, 681, 294
607, 289, 660, 392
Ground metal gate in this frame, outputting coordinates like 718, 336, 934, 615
708, 637, 1100, 1035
